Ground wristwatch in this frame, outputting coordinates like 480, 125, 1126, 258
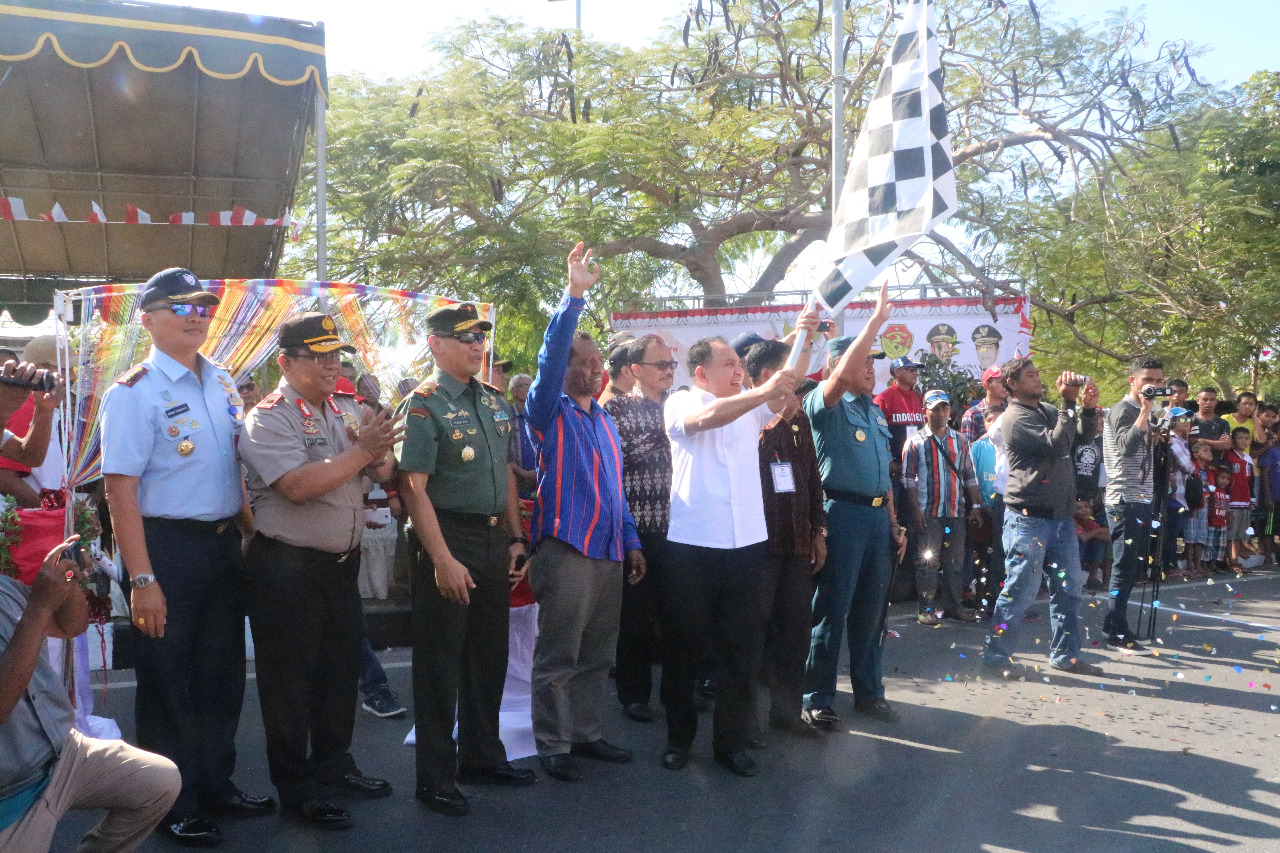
130, 573, 156, 589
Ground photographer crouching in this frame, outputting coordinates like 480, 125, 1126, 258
1101, 356, 1170, 655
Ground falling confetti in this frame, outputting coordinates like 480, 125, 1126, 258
1235, 666, 1244, 674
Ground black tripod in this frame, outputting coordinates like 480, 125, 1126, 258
1137, 428, 1173, 641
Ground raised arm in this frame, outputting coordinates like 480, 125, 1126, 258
823, 280, 891, 408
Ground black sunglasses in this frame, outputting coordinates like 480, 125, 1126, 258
145, 303, 213, 318
637, 360, 678, 371
441, 331, 487, 344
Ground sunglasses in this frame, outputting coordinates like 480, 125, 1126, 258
637, 360, 679, 371
288, 350, 343, 363
147, 303, 213, 318
442, 331, 487, 344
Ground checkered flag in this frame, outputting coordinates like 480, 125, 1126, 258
816, 0, 957, 312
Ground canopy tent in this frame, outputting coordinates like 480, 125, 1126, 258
0, 0, 325, 315
53, 280, 495, 488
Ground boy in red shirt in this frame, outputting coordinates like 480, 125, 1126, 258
1205, 465, 1232, 571
1225, 427, 1256, 569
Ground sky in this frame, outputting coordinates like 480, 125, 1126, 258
179, 0, 1275, 88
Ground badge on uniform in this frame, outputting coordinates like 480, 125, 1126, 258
481, 395, 499, 411
302, 419, 320, 435
178, 439, 195, 456
855, 429, 867, 442
341, 412, 359, 431
461, 445, 476, 463
167, 424, 180, 437
452, 429, 463, 441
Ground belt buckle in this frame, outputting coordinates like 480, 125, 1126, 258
487, 516, 498, 527
216, 522, 229, 534
871, 496, 884, 507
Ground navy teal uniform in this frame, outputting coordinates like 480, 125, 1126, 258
395, 371, 515, 793
802, 385, 894, 713
99, 348, 248, 820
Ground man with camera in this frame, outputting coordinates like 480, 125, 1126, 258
981, 358, 1101, 673
1101, 356, 1168, 655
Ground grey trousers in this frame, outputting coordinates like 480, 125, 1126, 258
0, 729, 180, 853
528, 537, 624, 756
915, 516, 967, 613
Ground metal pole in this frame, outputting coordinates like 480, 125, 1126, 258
576, 0, 582, 30
831, 0, 844, 211
315, 84, 328, 285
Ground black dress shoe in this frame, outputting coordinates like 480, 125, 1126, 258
283, 799, 352, 830
540, 753, 582, 782
570, 738, 633, 763
202, 790, 277, 818
156, 816, 222, 847
457, 763, 537, 786
660, 747, 690, 771
318, 772, 392, 799
713, 749, 757, 778
415, 785, 470, 817
853, 698, 899, 723
801, 707, 840, 730
769, 716, 821, 738
621, 702, 655, 723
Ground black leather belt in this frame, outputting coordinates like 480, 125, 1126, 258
435, 507, 502, 528
143, 516, 236, 535
824, 488, 887, 507
255, 533, 358, 562
1005, 504, 1056, 520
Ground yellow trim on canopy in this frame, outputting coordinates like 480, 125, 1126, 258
0, 4, 324, 54
0, 32, 323, 87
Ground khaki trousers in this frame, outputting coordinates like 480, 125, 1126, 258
0, 729, 180, 853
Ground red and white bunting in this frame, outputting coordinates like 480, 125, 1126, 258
125, 204, 152, 224
0, 196, 293, 232
37, 203, 68, 222
0, 198, 28, 221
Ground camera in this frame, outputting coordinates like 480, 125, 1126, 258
0, 370, 56, 393
1142, 385, 1177, 400
816, 319, 834, 333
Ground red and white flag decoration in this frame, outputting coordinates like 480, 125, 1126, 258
38, 203, 69, 222
125, 204, 152, 225
169, 211, 195, 225
87, 201, 106, 224
0, 198, 28, 221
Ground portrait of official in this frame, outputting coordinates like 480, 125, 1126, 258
926, 323, 958, 362
971, 324, 1003, 371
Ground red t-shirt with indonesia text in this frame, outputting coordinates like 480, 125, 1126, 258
874, 383, 925, 463
1224, 450, 1254, 508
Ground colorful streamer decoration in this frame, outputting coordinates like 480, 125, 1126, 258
59, 279, 493, 487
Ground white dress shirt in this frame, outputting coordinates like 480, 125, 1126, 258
665, 387, 772, 549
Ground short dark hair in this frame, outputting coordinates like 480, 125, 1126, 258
1129, 355, 1164, 375
1231, 426, 1252, 440
999, 356, 1035, 389
1169, 379, 1189, 390
1237, 391, 1258, 404
1198, 386, 1219, 397
744, 340, 790, 383
570, 331, 597, 365
687, 336, 726, 374
605, 339, 634, 379
1261, 403, 1278, 415
624, 335, 667, 368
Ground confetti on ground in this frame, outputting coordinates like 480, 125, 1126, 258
1175, 672, 1184, 679
1205, 676, 1212, 682
1235, 665, 1244, 674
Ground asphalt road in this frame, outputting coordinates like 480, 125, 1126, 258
56, 573, 1280, 853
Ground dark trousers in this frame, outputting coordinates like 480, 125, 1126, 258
615, 531, 665, 706
660, 540, 766, 755
133, 519, 245, 819
245, 535, 363, 808
358, 615, 388, 699
975, 495, 1006, 612
755, 553, 815, 723
410, 518, 510, 790
1105, 500, 1154, 637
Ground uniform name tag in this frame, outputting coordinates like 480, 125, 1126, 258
304, 436, 329, 447
770, 462, 796, 493
165, 403, 190, 419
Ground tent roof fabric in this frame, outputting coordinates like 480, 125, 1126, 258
0, 0, 323, 291
0, 0, 326, 90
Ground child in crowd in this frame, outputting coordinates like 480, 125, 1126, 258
1204, 464, 1232, 573
1183, 439, 1214, 577
1225, 426, 1256, 569
1073, 496, 1110, 592
1258, 425, 1280, 569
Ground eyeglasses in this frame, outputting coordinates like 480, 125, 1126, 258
637, 360, 679, 371
287, 350, 343, 364
441, 332, 486, 345
146, 303, 213, 318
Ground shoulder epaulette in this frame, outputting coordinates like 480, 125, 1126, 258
413, 380, 438, 398
207, 356, 230, 371
407, 406, 430, 419
332, 389, 356, 397
479, 380, 502, 395
115, 364, 148, 387
257, 391, 284, 409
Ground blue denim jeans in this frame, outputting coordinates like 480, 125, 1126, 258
984, 513, 1086, 666
804, 501, 892, 709
1105, 501, 1154, 638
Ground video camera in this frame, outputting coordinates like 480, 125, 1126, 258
1141, 385, 1178, 400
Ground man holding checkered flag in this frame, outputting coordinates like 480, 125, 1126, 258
801, 0, 957, 730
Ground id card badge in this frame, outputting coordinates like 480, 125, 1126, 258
770, 462, 796, 493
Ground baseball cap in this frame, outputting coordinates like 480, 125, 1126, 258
827, 336, 887, 361
731, 332, 767, 360
981, 364, 1002, 385
140, 267, 219, 308
426, 303, 493, 335
924, 389, 950, 409
278, 312, 356, 354
891, 356, 924, 371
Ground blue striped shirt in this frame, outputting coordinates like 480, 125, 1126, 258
525, 295, 640, 561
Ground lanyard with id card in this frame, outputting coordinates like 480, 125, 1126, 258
770, 462, 796, 493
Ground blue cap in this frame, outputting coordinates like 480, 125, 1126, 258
827, 336, 886, 361
924, 389, 950, 409
730, 331, 767, 359
1167, 406, 1193, 420
891, 355, 924, 371
140, 268, 219, 308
